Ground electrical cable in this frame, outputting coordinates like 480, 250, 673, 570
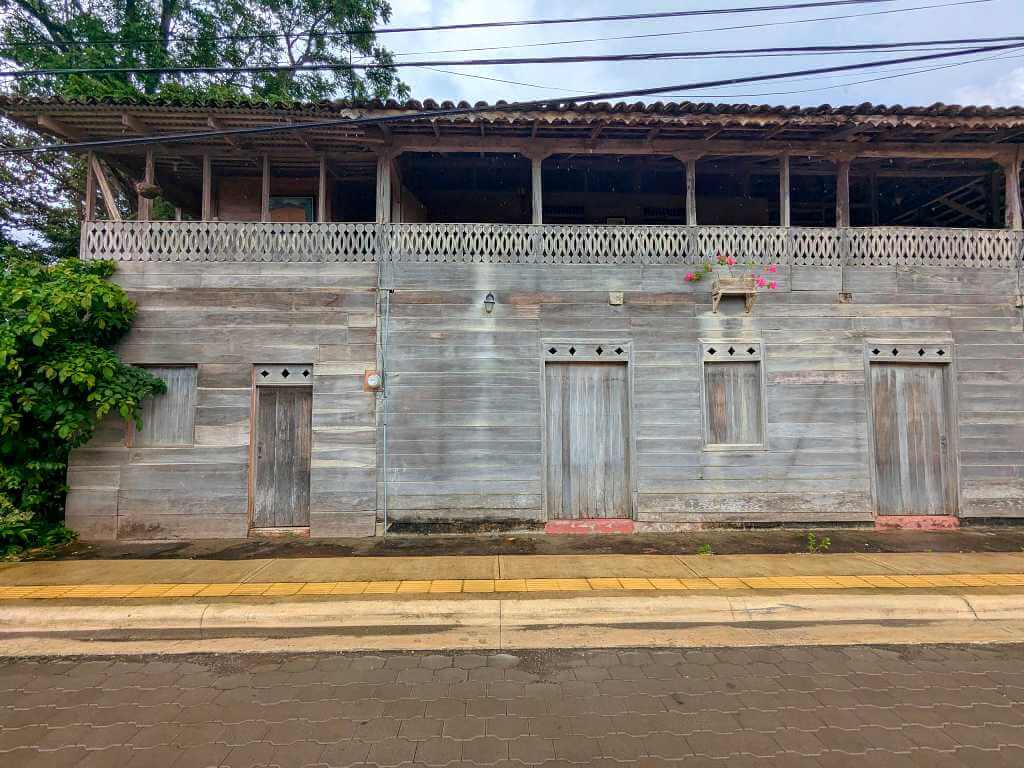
0, 0, 919, 49
4, 42, 1024, 156
4, 36, 1022, 79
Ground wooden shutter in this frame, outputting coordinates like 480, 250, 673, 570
253, 385, 312, 528
701, 342, 765, 448
135, 366, 197, 447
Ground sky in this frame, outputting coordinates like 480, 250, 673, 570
376, 0, 1024, 107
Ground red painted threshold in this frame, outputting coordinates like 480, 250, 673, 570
545, 519, 635, 535
875, 516, 960, 531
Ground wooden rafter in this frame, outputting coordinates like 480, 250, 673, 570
828, 123, 869, 142
121, 113, 151, 135
90, 155, 121, 220
37, 115, 82, 141
891, 177, 987, 224
207, 116, 247, 150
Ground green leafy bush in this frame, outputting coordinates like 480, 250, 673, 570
1, 508, 77, 558
0, 251, 165, 528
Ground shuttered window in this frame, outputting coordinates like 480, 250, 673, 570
134, 366, 197, 447
700, 342, 766, 449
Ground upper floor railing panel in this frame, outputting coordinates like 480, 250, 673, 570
81, 221, 1024, 269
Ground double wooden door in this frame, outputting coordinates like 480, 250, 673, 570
544, 362, 632, 519
252, 386, 312, 528
869, 363, 955, 516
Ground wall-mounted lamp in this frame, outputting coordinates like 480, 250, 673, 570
483, 292, 496, 314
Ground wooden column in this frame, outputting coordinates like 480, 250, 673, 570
779, 153, 791, 227
835, 159, 852, 228
375, 152, 392, 224
261, 155, 271, 222
138, 148, 155, 221
1003, 150, 1022, 231
684, 157, 698, 226
531, 155, 544, 224
84, 151, 96, 222
317, 155, 329, 223
201, 155, 213, 221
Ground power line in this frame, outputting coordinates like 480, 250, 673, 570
0, 0, 909, 50
4, 42, 1023, 156
379, 0, 992, 60
4, 36, 1022, 79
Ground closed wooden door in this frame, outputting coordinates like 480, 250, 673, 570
545, 363, 632, 519
869, 364, 954, 516
253, 386, 312, 528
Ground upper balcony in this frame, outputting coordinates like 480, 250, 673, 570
81, 220, 1023, 270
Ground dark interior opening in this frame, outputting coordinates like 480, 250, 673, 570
541, 154, 683, 224
395, 152, 531, 223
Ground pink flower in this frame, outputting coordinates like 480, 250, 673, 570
768, 280, 778, 290
725, 256, 737, 266
766, 264, 778, 273
756, 277, 767, 288
684, 272, 696, 282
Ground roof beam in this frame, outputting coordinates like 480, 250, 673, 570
37, 115, 82, 142
121, 113, 151, 136
207, 116, 248, 150
286, 117, 317, 152
828, 123, 869, 142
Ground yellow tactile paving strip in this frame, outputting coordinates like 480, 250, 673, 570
2, 572, 1024, 600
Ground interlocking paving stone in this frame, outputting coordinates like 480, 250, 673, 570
3, 644, 1024, 766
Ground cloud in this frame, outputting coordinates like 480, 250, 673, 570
954, 67, 1024, 107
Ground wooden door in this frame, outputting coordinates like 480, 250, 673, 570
869, 364, 954, 516
253, 386, 312, 528
545, 362, 631, 519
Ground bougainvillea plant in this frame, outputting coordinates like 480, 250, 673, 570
685, 253, 779, 290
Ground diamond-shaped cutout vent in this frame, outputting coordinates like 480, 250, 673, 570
728, 347, 736, 356
569, 346, 576, 356
615, 347, 624, 355
891, 348, 899, 356
281, 368, 290, 378
937, 349, 945, 356
707, 347, 717, 355
596, 346, 603, 355
260, 369, 270, 378
747, 347, 756, 355
548, 347, 557, 355
918, 349, 926, 356
302, 369, 311, 378
872, 349, 880, 355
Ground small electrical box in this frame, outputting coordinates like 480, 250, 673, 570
608, 291, 624, 306
364, 369, 383, 391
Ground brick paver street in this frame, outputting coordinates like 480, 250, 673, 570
2, 644, 1024, 767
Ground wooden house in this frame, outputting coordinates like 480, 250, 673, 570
3, 95, 1024, 539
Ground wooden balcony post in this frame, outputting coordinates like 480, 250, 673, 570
530, 154, 544, 225
138, 148, 155, 221
317, 155, 329, 223
375, 152, 392, 224
835, 158, 852, 228
201, 155, 213, 221
779, 153, 791, 227
84, 151, 96, 222
1003, 149, 1022, 231
261, 155, 271, 222
686, 158, 698, 226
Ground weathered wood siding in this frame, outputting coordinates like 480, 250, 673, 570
382, 262, 1024, 527
64, 261, 377, 540
63, 251, 1024, 538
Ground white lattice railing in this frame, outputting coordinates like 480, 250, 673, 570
81, 221, 1024, 268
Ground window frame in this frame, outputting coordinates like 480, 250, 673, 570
698, 339, 768, 452
130, 365, 198, 448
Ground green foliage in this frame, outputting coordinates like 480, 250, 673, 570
0, 0, 408, 248
1, 508, 76, 559
696, 543, 713, 556
0, 251, 165, 522
806, 532, 832, 554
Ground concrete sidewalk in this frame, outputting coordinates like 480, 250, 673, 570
3, 551, 1024, 599
4, 552, 1024, 656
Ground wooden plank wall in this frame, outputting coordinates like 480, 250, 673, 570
384, 262, 1024, 527
63, 256, 1024, 538
64, 261, 377, 540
